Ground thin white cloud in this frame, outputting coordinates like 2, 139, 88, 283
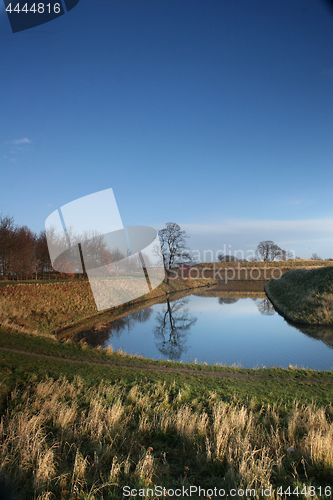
11, 138, 31, 145
181, 219, 333, 235
154, 219, 333, 258
178, 218, 333, 259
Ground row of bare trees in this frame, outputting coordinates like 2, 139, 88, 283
0, 214, 162, 281
0, 215, 51, 280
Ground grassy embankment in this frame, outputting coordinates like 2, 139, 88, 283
193, 260, 333, 291
0, 276, 217, 336
265, 266, 333, 325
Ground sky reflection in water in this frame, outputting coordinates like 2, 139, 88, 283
75, 293, 333, 370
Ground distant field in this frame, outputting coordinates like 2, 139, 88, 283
194, 259, 333, 269
193, 290, 266, 298
187, 261, 332, 285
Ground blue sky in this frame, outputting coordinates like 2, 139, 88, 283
1, 0, 333, 260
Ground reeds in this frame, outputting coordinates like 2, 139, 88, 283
0, 377, 332, 499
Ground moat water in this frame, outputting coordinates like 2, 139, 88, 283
73, 290, 333, 369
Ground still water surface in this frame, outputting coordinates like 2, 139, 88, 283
74, 292, 333, 370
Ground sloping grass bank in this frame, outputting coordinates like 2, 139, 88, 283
0, 277, 216, 335
265, 266, 333, 325
1, 328, 333, 499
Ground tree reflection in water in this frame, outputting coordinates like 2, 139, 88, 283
218, 297, 239, 305
75, 307, 153, 348
255, 298, 275, 315
154, 297, 197, 361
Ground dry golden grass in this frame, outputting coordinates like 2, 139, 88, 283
1, 377, 333, 498
265, 266, 333, 325
195, 260, 333, 270
0, 282, 96, 334
0, 278, 216, 335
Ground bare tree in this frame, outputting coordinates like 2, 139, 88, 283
255, 298, 275, 315
12, 226, 36, 279
217, 254, 239, 262
154, 297, 196, 360
35, 230, 51, 278
218, 297, 239, 305
1, 215, 50, 280
276, 248, 294, 261
0, 214, 16, 279
158, 222, 191, 283
255, 241, 282, 262
311, 253, 322, 261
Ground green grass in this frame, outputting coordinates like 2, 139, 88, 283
265, 266, 333, 325
1, 327, 333, 410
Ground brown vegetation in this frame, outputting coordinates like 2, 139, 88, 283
194, 260, 333, 270
1, 377, 333, 499
0, 214, 51, 280
0, 278, 217, 335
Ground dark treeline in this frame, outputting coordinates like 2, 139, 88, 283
0, 214, 51, 280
